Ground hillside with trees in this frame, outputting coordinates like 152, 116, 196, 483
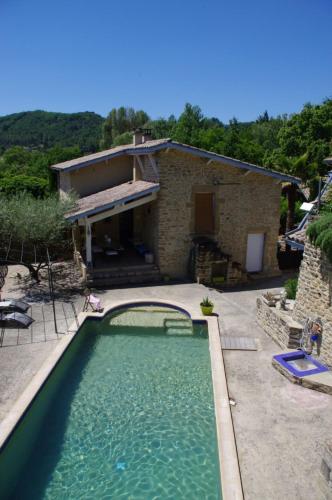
0, 100, 331, 213
0, 110, 104, 153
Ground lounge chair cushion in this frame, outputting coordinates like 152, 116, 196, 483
0, 299, 30, 313
0, 312, 34, 329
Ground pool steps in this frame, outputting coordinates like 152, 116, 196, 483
164, 318, 193, 336
107, 310, 195, 335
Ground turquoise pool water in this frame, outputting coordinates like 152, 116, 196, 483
0, 306, 221, 499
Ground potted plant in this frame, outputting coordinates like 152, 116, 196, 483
200, 296, 214, 316
262, 292, 277, 307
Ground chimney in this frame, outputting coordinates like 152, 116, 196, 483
133, 128, 152, 145
133, 128, 143, 145
142, 128, 152, 143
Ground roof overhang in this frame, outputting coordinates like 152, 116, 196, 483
152, 142, 301, 184
52, 149, 131, 173
51, 140, 301, 184
66, 181, 160, 222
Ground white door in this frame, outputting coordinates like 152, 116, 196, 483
246, 233, 264, 272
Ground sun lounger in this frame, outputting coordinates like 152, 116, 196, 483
0, 312, 34, 329
0, 299, 30, 313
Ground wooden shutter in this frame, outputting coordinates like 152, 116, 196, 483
195, 193, 214, 234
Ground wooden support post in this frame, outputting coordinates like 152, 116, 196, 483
133, 157, 137, 181
85, 218, 92, 267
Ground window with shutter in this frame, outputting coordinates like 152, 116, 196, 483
195, 193, 215, 234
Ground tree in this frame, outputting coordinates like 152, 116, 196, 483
112, 132, 133, 146
277, 99, 332, 176
101, 107, 150, 148
173, 103, 204, 146
147, 115, 177, 139
198, 127, 225, 153
0, 193, 76, 280
0, 145, 83, 196
281, 153, 318, 231
256, 110, 270, 123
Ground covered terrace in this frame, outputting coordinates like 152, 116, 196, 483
66, 180, 160, 274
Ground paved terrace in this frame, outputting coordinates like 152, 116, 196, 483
1, 266, 331, 499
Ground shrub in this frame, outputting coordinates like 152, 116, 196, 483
0, 174, 49, 197
307, 213, 332, 261
284, 278, 298, 299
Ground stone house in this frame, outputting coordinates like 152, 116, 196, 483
50, 130, 299, 286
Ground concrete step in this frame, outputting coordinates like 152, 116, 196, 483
87, 270, 161, 287
165, 327, 193, 336
164, 317, 193, 336
90, 264, 158, 279
164, 319, 192, 328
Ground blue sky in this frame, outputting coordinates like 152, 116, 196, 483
0, 0, 331, 122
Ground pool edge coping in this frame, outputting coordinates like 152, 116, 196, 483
0, 298, 243, 500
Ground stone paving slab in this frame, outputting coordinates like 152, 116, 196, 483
302, 371, 332, 395
220, 335, 257, 350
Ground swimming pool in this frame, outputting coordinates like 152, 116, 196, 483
0, 305, 222, 499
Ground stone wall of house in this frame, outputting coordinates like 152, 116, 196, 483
142, 155, 159, 183
293, 242, 332, 367
133, 155, 159, 183
155, 149, 281, 280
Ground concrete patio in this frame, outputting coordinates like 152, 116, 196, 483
1, 267, 331, 499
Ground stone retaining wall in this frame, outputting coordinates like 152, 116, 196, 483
257, 242, 332, 368
256, 298, 302, 348
293, 242, 332, 367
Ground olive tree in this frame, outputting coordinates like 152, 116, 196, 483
0, 193, 76, 280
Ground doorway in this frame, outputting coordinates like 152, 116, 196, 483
246, 233, 264, 272
194, 193, 215, 234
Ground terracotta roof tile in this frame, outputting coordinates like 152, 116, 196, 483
66, 180, 159, 221
287, 229, 307, 245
